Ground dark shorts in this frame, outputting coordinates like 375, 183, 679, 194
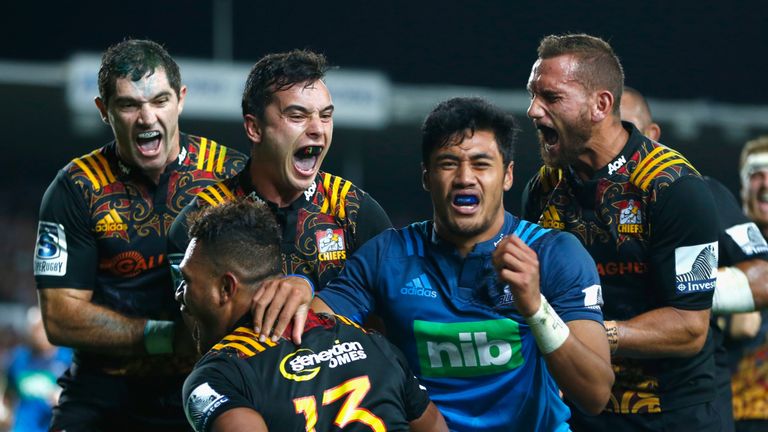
735, 420, 768, 432
569, 401, 722, 432
50, 364, 190, 432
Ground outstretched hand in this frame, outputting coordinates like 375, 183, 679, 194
251, 276, 313, 344
491, 234, 542, 317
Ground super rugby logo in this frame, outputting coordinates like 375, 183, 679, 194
280, 342, 367, 382
34, 221, 68, 276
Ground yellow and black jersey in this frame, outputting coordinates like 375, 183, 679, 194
183, 312, 430, 432
34, 134, 246, 375
168, 163, 391, 291
522, 123, 719, 416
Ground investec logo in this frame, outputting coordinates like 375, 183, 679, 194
414, 319, 523, 377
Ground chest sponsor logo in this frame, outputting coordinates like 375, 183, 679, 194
726, 222, 768, 256
186, 382, 229, 432
617, 199, 643, 234
34, 221, 68, 276
414, 319, 523, 377
596, 261, 647, 276
540, 205, 564, 229
99, 251, 165, 277
94, 209, 128, 234
401, 273, 437, 298
607, 155, 627, 176
675, 242, 718, 293
316, 228, 346, 261
280, 341, 368, 382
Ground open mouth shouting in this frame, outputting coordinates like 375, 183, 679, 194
136, 130, 162, 157
537, 124, 559, 155
452, 192, 480, 215
293, 145, 324, 176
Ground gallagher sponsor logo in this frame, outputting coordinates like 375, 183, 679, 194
99, 252, 165, 277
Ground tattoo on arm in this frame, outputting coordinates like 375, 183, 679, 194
604, 320, 619, 355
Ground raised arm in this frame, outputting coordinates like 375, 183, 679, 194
493, 234, 613, 415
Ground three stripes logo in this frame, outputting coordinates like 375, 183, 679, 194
401, 273, 437, 298
675, 242, 718, 294
196, 137, 228, 173
629, 145, 699, 192
94, 209, 128, 233
540, 205, 564, 229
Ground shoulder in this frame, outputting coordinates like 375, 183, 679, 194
183, 134, 247, 175
315, 171, 372, 218
627, 139, 701, 192
64, 145, 120, 192
194, 175, 243, 208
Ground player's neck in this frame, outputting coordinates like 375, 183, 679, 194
575, 121, 628, 180
248, 165, 304, 208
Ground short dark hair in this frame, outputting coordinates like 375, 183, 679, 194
242, 50, 329, 119
538, 33, 624, 114
421, 97, 517, 167
187, 198, 282, 278
98, 39, 181, 106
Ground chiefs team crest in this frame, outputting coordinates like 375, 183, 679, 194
618, 199, 643, 235
316, 228, 347, 261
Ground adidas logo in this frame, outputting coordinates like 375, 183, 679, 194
401, 274, 437, 298
94, 209, 128, 233
540, 205, 564, 229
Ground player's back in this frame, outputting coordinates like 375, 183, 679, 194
184, 313, 429, 432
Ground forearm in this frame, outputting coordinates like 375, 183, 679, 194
545, 320, 613, 415
607, 306, 710, 358
38, 288, 148, 355
737, 259, 768, 309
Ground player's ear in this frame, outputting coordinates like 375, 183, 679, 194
503, 161, 514, 191
220, 273, 238, 304
645, 123, 661, 141
592, 90, 614, 122
94, 97, 109, 124
421, 163, 430, 192
244, 114, 262, 145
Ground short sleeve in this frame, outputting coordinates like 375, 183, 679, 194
704, 177, 768, 265
538, 232, 604, 324
182, 355, 256, 432
34, 170, 97, 289
353, 193, 392, 247
650, 176, 719, 310
318, 231, 392, 324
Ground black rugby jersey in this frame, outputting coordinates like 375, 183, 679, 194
183, 312, 430, 432
34, 134, 246, 374
168, 163, 391, 290
706, 177, 768, 423
522, 123, 719, 415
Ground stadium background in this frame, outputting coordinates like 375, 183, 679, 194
0, 0, 767, 426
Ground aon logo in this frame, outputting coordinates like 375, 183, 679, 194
414, 319, 524, 377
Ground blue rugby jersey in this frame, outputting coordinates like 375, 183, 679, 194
318, 212, 604, 432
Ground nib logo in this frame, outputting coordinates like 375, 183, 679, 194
401, 274, 437, 298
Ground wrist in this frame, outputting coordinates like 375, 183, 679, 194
144, 320, 175, 354
524, 294, 570, 355
287, 274, 315, 300
604, 320, 619, 355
